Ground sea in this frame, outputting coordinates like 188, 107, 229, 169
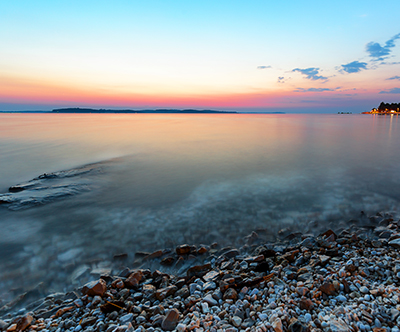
0, 113, 399, 305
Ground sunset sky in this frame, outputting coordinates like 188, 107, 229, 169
1, 0, 400, 112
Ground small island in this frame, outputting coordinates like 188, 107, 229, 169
362, 102, 400, 114
52, 108, 237, 114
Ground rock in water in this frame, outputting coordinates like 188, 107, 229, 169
176, 244, 191, 255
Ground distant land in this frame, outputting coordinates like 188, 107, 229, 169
0, 108, 287, 114
52, 108, 237, 114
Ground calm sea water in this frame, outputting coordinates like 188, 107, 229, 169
0, 113, 400, 303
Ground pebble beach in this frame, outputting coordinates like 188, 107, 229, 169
1, 211, 400, 332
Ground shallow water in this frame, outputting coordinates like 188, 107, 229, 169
0, 113, 400, 304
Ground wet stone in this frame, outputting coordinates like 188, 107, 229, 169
320, 282, 336, 295
203, 281, 216, 291
288, 319, 307, 332
203, 294, 218, 306
161, 308, 180, 331
81, 317, 97, 328
176, 244, 191, 255
3, 222, 400, 332
156, 285, 177, 301
299, 298, 313, 311
81, 279, 107, 297
160, 257, 174, 266
329, 318, 350, 332
203, 270, 220, 282
15, 315, 33, 332
388, 238, 400, 248
125, 271, 143, 289
223, 288, 238, 301
231, 316, 242, 327
119, 314, 134, 325
223, 249, 240, 258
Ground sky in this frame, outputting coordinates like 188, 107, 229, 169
1, 0, 400, 113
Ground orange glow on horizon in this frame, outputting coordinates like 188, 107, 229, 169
0, 74, 387, 110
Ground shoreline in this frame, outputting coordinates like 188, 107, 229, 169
1, 212, 399, 331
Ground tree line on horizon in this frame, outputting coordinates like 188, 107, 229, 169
377, 102, 400, 111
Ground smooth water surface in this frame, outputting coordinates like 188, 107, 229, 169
0, 113, 399, 304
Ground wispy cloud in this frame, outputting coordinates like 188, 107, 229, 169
295, 87, 338, 93
292, 67, 327, 81
386, 76, 400, 81
341, 61, 368, 73
379, 87, 400, 94
366, 33, 400, 61
257, 65, 272, 69
381, 61, 400, 65
277, 76, 286, 83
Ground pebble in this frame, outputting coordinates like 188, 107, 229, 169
119, 314, 133, 324
1, 223, 400, 332
232, 316, 242, 327
161, 308, 180, 331
203, 294, 218, 306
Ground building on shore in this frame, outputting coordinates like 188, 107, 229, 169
362, 102, 400, 114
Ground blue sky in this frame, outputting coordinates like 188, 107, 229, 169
1, 0, 400, 112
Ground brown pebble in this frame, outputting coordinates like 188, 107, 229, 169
160, 256, 175, 265
15, 315, 33, 332
156, 285, 178, 301
81, 279, 107, 297
176, 244, 191, 255
144, 250, 163, 260
223, 288, 238, 301
161, 308, 180, 331
197, 246, 208, 255
319, 282, 336, 295
125, 271, 143, 288
299, 298, 314, 311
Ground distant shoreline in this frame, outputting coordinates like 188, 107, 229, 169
0, 108, 286, 114
52, 107, 238, 114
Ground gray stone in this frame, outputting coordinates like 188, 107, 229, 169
203, 281, 216, 291
258, 313, 268, 321
223, 249, 240, 258
176, 324, 187, 332
391, 308, 400, 321
203, 294, 218, 306
389, 238, 400, 248
336, 295, 347, 302
232, 316, 242, 327
105, 325, 117, 332
300, 237, 315, 248
81, 317, 97, 328
329, 318, 350, 332
119, 314, 134, 325
203, 270, 220, 282
201, 302, 209, 314
0, 320, 8, 331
